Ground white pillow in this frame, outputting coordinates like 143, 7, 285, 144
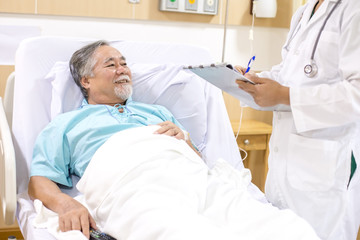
45, 62, 207, 149
130, 63, 207, 150
45, 61, 83, 120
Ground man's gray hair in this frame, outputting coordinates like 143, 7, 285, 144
69, 40, 110, 99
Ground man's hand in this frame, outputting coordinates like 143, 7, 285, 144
154, 121, 201, 157
58, 196, 97, 239
154, 121, 185, 140
236, 73, 290, 107
28, 176, 97, 239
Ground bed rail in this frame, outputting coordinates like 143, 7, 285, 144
0, 73, 16, 225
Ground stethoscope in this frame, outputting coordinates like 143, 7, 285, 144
285, 0, 342, 78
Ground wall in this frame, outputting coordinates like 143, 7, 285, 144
0, 13, 288, 122
0, 0, 293, 27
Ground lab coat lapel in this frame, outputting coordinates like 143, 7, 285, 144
294, 0, 338, 47
300, 0, 318, 26
289, 0, 318, 49
301, 0, 338, 31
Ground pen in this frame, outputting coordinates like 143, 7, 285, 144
245, 55, 256, 74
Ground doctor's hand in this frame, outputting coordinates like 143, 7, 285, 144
58, 196, 97, 239
236, 73, 290, 107
234, 65, 256, 75
234, 65, 247, 75
155, 121, 185, 140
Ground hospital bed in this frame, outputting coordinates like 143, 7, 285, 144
0, 36, 254, 239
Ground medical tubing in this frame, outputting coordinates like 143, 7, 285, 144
234, 106, 243, 140
310, 0, 341, 60
234, 106, 248, 167
221, 0, 229, 62
249, 0, 256, 55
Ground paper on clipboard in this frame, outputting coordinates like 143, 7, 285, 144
185, 63, 290, 111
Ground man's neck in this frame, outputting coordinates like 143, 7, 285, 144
87, 98, 127, 106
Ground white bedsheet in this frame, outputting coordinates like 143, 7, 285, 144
33, 125, 320, 240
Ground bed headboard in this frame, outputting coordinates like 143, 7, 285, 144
12, 36, 242, 193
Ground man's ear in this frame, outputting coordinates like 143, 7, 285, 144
80, 76, 90, 89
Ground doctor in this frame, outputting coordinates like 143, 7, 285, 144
235, 0, 360, 239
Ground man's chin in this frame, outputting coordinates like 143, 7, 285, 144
114, 86, 133, 101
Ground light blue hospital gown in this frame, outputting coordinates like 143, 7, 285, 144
30, 98, 185, 187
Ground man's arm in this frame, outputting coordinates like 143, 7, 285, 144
28, 176, 97, 239
185, 137, 202, 157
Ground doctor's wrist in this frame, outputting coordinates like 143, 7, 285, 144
278, 86, 290, 105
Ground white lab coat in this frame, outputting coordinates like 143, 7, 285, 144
258, 0, 360, 239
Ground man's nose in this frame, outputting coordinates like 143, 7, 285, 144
115, 65, 127, 74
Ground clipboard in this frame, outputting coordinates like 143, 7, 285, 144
184, 63, 291, 111
184, 63, 255, 85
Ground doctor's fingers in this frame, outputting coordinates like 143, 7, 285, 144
234, 65, 246, 75
244, 72, 263, 82
236, 80, 257, 94
252, 83, 286, 106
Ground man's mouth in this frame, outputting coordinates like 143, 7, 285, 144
114, 75, 130, 84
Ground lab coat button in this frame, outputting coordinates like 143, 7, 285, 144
274, 147, 279, 152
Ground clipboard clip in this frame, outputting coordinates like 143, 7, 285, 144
183, 63, 227, 70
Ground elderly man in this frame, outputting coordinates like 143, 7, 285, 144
28, 40, 199, 239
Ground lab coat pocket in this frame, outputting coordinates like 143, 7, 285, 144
317, 30, 339, 79
286, 134, 338, 192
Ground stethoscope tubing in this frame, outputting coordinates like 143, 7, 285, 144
284, 0, 342, 60
310, 0, 342, 61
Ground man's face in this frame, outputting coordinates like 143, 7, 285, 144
81, 45, 133, 105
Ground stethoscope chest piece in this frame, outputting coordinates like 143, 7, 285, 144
304, 60, 318, 78
289, 0, 341, 78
